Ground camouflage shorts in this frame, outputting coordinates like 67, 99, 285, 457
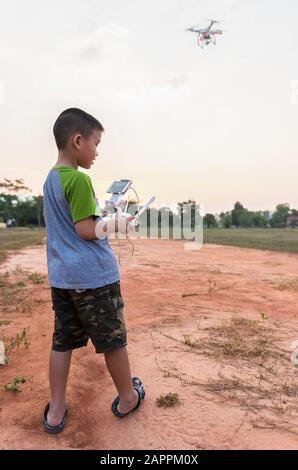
50, 281, 127, 353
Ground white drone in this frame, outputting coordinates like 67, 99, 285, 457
186, 19, 223, 49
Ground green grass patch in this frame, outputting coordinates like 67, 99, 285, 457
4, 376, 27, 392
6, 327, 30, 355
126, 226, 298, 254
28, 272, 45, 284
203, 228, 298, 253
0, 227, 45, 264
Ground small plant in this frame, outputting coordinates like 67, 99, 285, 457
260, 311, 268, 322
6, 327, 30, 354
0, 277, 30, 313
4, 376, 27, 392
1, 288, 10, 306
0, 320, 11, 327
13, 265, 25, 275
156, 392, 181, 408
183, 334, 200, 349
28, 272, 45, 284
208, 280, 237, 294
0, 271, 9, 288
208, 280, 217, 293
14, 281, 26, 288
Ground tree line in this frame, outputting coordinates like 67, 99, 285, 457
204, 201, 297, 228
0, 179, 296, 229
0, 179, 44, 227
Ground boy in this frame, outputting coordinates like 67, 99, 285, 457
42, 108, 145, 434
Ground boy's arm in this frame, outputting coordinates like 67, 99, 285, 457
75, 215, 135, 240
64, 172, 134, 240
75, 217, 100, 240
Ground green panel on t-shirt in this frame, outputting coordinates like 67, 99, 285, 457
53, 166, 100, 223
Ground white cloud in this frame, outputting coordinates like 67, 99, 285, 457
58, 23, 132, 70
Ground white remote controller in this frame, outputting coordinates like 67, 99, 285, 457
129, 196, 156, 226
104, 196, 155, 229
134, 196, 156, 220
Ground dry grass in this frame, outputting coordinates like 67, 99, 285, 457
182, 280, 237, 297
0, 268, 32, 313
0, 269, 32, 364
275, 278, 298, 291
182, 316, 283, 364
154, 314, 298, 435
156, 392, 181, 408
207, 280, 237, 294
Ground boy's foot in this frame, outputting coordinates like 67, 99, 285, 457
111, 377, 145, 418
117, 389, 139, 414
44, 402, 68, 434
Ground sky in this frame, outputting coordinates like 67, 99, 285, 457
0, 0, 297, 214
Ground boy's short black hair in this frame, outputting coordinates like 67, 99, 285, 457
53, 108, 104, 150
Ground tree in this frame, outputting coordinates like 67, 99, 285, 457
270, 203, 291, 228
0, 178, 45, 227
239, 210, 253, 228
203, 213, 217, 227
177, 199, 197, 231
222, 213, 232, 228
251, 211, 268, 228
231, 202, 245, 227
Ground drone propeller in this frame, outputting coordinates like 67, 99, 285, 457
185, 23, 203, 30
204, 18, 220, 23
185, 19, 220, 31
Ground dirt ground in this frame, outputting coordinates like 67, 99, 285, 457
1, 239, 298, 450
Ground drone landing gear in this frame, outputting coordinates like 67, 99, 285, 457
197, 35, 204, 49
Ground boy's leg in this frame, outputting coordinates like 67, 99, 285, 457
104, 346, 139, 414
47, 349, 72, 426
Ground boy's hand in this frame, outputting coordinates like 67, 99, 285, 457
75, 214, 137, 240
115, 214, 136, 234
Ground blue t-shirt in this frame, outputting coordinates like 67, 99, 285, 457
43, 166, 120, 289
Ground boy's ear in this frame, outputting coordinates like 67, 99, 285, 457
72, 133, 82, 150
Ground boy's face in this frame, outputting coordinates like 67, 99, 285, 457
72, 129, 102, 170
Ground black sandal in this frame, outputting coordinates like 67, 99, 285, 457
111, 377, 145, 418
44, 402, 68, 434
